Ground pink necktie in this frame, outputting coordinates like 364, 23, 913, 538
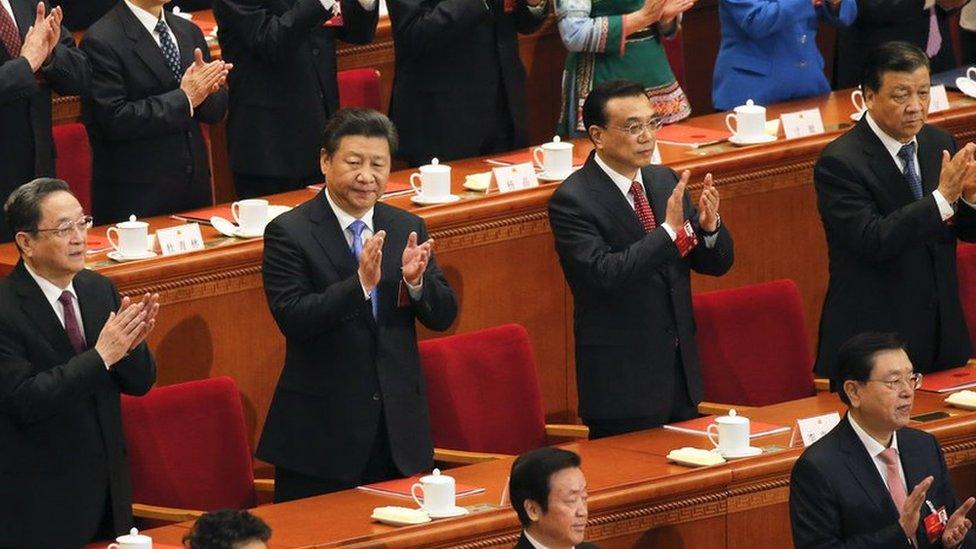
879, 447, 908, 512
0, 6, 21, 58
630, 181, 657, 232
926, 8, 942, 58
58, 291, 86, 355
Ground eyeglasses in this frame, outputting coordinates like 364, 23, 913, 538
865, 372, 923, 391
608, 118, 663, 137
33, 215, 94, 239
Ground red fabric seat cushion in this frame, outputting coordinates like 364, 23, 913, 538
958, 243, 976, 351
693, 279, 815, 406
52, 123, 92, 213
337, 68, 381, 110
419, 324, 547, 455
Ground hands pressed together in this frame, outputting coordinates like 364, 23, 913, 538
180, 48, 233, 108
95, 293, 160, 368
357, 231, 435, 293
20, 2, 63, 73
665, 170, 721, 233
938, 142, 976, 204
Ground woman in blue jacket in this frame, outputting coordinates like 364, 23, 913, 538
712, 0, 856, 111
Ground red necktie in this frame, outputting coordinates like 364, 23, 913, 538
0, 6, 21, 58
58, 291, 86, 355
630, 181, 657, 232
879, 447, 908, 512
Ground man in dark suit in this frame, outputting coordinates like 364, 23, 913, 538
257, 108, 457, 502
509, 447, 601, 549
791, 332, 975, 548
214, 0, 378, 199
548, 80, 734, 439
0, 1, 89, 242
81, 0, 230, 224
834, 0, 965, 89
814, 42, 976, 381
387, 0, 546, 167
0, 178, 159, 548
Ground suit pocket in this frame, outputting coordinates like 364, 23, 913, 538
728, 52, 770, 76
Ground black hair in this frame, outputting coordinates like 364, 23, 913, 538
861, 41, 930, 92
509, 447, 582, 527
835, 332, 908, 405
182, 509, 271, 549
321, 108, 399, 157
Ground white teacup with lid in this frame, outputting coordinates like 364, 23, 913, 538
533, 135, 574, 177
107, 527, 152, 549
706, 408, 750, 455
411, 468, 456, 516
409, 158, 452, 200
725, 99, 767, 141
106, 215, 149, 258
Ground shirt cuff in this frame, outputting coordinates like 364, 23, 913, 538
404, 277, 424, 300
358, 0, 377, 11
703, 233, 719, 248
933, 189, 955, 221
660, 222, 677, 241
320, 0, 337, 11
962, 195, 976, 209
526, 0, 547, 16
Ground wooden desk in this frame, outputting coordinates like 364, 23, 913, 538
141, 391, 976, 548
6, 91, 976, 450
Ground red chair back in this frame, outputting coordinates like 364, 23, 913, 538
52, 122, 92, 213
121, 377, 256, 511
693, 279, 815, 406
337, 68, 382, 110
959, 243, 976, 350
419, 324, 547, 455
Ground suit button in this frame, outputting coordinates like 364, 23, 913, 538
312, 48, 319, 56
372, 392, 381, 401
799, 60, 807, 67
800, 34, 807, 44
185, 165, 193, 174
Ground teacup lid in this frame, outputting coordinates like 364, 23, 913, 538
116, 527, 152, 543
420, 468, 454, 485
117, 214, 147, 228
422, 157, 450, 172
735, 99, 765, 114
716, 408, 749, 424
545, 135, 574, 149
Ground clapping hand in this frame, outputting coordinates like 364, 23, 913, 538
358, 230, 385, 292
20, 2, 61, 72
181, 48, 232, 107
697, 173, 720, 233
942, 497, 975, 548
401, 231, 433, 286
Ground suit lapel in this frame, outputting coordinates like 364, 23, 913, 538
838, 416, 901, 519
116, 4, 179, 88
11, 262, 77, 360
73, 273, 105, 350
916, 128, 943, 195
856, 120, 918, 207
581, 155, 645, 242
309, 191, 359, 280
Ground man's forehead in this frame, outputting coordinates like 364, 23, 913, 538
335, 135, 390, 156
606, 96, 654, 121
879, 68, 930, 89
870, 349, 913, 375
39, 192, 81, 223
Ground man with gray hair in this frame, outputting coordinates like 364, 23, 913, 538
257, 108, 457, 502
0, 179, 160, 547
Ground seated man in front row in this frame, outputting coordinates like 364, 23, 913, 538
509, 447, 600, 549
790, 332, 975, 548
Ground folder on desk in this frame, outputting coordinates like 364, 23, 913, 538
357, 475, 485, 499
653, 124, 731, 148
86, 234, 111, 255
171, 205, 234, 225
663, 415, 790, 438
486, 148, 588, 167
918, 365, 976, 393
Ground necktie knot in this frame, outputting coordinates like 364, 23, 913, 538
154, 18, 169, 35
629, 181, 644, 197
58, 290, 74, 307
349, 219, 367, 239
897, 142, 916, 162
879, 446, 899, 466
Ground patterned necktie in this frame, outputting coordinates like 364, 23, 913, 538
878, 447, 908, 512
349, 220, 378, 319
58, 291, 86, 355
0, 5, 22, 58
630, 181, 657, 232
154, 18, 181, 81
897, 142, 924, 200
926, 8, 942, 58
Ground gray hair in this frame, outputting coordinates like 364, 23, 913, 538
4, 178, 73, 235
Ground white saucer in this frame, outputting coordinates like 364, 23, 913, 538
957, 77, 976, 99
427, 506, 470, 519
537, 171, 574, 182
233, 227, 265, 238
410, 194, 461, 205
714, 446, 763, 459
107, 250, 158, 262
728, 133, 777, 146
211, 216, 265, 238
850, 111, 865, 121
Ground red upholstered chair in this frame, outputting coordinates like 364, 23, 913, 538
419, 324, 587, 465
337, 68, 382, 110
959, 243, 976, 357
52, 122, 92, 213
692, 279, 816, 412
121, 376, 271, 522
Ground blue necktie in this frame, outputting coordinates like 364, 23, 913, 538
897, 142, 924, 200
349, 220, 378, 319
155, 18, 182, 81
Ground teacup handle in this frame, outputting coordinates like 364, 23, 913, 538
532, 147, 545, 171
969, 67, 976, 81
107, 544, 120, 549
409, 173, 423, 195
724, 113, 737, 136
231, 201, 242, 224
851, 90, 865, 112
706, 423, 721, 448
106, 227, 120, 251
411, 482, 426, 509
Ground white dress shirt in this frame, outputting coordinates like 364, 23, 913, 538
848, 412, 909, 496
320, 0, 378, 15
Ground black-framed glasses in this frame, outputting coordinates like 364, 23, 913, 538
608, 118, 663, 137
865, 372, 923, 391
33, 215, 93, 239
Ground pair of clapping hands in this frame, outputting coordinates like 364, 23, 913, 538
357, 232, 433, 292
19, 3, 64, 72
662, 170, 721, 234
939, 142, 976, 204
95, 293, 160, 368
180, 48, 232, 108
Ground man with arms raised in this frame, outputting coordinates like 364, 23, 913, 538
791, 332, 975, 548
0, 179, 159, 548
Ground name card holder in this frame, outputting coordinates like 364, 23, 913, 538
156, 223, 205, 257
780, 108, 825, 140
928, 84, 950, 113
789, 411, 841, 448
492, 163, 539, 194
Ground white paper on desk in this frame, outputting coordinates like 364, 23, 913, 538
780, 108, 825, 140
929, 84, 950, 113
792, 412, 841, 448
492, 162, 538, 194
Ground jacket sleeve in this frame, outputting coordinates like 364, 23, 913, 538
191, 29, 229, 124
0, 57, 39, 105
337, 0, 380, 44
41, 19, 91, 96
387, 0, 492, 60
722, 0, 817, 40
555, 0, 625, 55
214, 0, 331, 65
407, 219, 457, 332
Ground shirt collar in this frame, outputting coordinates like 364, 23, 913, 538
593, 152, 644, 198
848, 411, 899, 459
864, 112, 918, 160
123, 0, 166, 37
22, 261, 78, 309
524, 529, 575, 549
323, 187, 374, 233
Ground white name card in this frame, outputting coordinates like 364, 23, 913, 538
780, 108, 826, 140
156, 223, 205, 256
492, 162, 539, 194
790, 412, 842, 448
928, 84, 950, 113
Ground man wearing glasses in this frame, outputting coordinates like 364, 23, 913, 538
791, 332, 975, 548
548, 79, 734, 439
0, 178, 159, 548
